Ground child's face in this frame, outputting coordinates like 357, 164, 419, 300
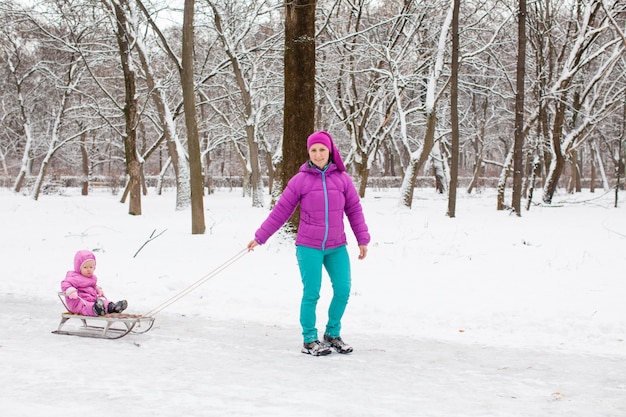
80, 260, 95, 277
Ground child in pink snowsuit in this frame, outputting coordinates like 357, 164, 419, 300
61, 250, 128, 316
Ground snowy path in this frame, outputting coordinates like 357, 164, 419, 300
1, 294, 623, 417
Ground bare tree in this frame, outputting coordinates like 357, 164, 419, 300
511, 0, 527, 215
399, 3, 453, 208
447, 0, 460, 218
205, 1, 282, 208
182, 0, 205, 233
15, 3, 103, 200
465, 79, 491, 194
3, 1, 130, 197
30, 58, 86, 200
2, 21, 38, 193
542, 1, 624, 203
1, 0, 625, 211
282, 0, 316, 229
134, 0, 195, 210
109, 0, 142, 215
317, 0, 426, 198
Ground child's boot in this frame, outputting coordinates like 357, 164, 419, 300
107, 300, 128, 314
93, 298, 107, 316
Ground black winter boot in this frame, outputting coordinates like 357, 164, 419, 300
107, 300, 128, 314
93, 298, 107, 316
323, 334, 353, 354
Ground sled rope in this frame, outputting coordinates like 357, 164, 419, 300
143, 248, 248, 317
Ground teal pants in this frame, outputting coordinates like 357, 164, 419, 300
296, 245, 351, 343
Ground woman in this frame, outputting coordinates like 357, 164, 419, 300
247, 131, 370, 356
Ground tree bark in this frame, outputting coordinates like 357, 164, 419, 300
542, 101, 567, 204
447, 0, 460, 218
113, 0, 142, 215
80, 132, 89, 196
135, 36, 191, 210
400, 3, 453, 208
282, 0, 316, 229
401, 110, 437, 207
512, 0, 527, 215
10, 63, 33, 194
182, 0, 206, 234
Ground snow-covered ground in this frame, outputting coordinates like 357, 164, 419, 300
0, 186, 624, 416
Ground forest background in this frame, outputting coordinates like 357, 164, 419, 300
1, 0, 625, 223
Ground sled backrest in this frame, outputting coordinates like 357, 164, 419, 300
57, 292, 71, 312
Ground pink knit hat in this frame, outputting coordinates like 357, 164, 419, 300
306, 131, 346, 171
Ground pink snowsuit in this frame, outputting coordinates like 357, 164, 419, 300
61, 250, 109, 316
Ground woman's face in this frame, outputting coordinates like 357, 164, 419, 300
308, 143, 330, 169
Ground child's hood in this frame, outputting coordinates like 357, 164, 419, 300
73, 250, 96, 272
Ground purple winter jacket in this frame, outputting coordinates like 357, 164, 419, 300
254, 161, 370, 250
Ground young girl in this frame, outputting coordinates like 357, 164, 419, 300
61, 249, 128, 316
247, 131, 370, 356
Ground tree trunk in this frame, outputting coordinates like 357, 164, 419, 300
542, 101, 567, 204
135, 37, 190, 210
567, 149, 581, 193
512, 0, 527, 216
525, 153, 541, 210
80, 132, 89, 196
592, 138, 609, 191
209, 1, 264, 208
135, 0, 192, 209
431, 142, 448, 193
497, 149, 514, 210
265, 152, 275, 196
30, 150, 52, 201
113, 0, 142, 215
400, 111, 437, 207
282, 0, 316, 230
12, 119, 33, 193
182, 0, 206, 234
616, 133, 623, 207
204, 147, 214, 195
357, 164, 370, 198
466, 152, 483, 194
588, 143, 596, 193
617, 101, 626, 206
400, 3, 453, 208
447, 0, 460, 218
466, 92, 488, 194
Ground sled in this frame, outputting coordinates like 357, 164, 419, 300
52, 292, 155, 339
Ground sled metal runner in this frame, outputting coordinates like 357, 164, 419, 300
52, 293, 155, 339
52, 311, 155, 339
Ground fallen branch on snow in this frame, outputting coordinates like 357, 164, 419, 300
133, 229, 167, 258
